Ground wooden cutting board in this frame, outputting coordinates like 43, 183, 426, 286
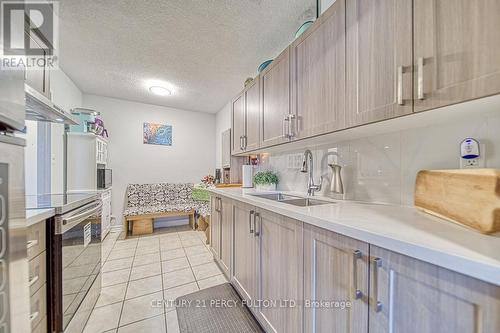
415, 169, 500, 234
215, 183, 242, 188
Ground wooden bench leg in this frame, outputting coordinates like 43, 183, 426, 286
121, 218, 129, 239
132, 218, 154, 236
189, 214, 195, 230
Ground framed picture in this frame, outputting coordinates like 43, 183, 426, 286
143, 122, 172, 146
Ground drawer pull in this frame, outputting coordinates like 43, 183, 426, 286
28, 275, 39, 287
352, 250, 363, 300
373, 257, 383, 312
27, 240, 38, 249
254, 212, 261, 237
417, 57, 425, 100
30, 311, 39, 322
397, 66, 404, 105
249, 210, 255, 234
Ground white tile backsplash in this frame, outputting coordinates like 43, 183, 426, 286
258, 109, 500, 207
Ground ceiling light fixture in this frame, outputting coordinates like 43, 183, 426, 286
149, 86, 172, 96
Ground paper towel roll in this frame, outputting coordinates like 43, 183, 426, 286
242, 165, 253, 188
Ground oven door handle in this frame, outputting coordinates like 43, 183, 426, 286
62, 202, 102, 229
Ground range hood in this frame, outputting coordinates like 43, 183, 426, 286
25, 84, 79, 125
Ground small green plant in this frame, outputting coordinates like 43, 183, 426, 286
253, 171, 279, 185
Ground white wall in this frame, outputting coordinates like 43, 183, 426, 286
258, 98, 500, 206
215, 102, 231, 169
83, 94, 216, 226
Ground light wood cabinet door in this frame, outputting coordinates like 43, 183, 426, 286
413, 0, 500, 112
209, 196, 221, 260
256, 209, 303, 333
346, 0, 413, 127
232, 93, 245, 154
221, 129, 231, 168
261, 48, 292, 147
369, 245, 500, 333
291, 0, 345, 139
232, 200, 257, 303
303, 224, 369, 333
219, 197, 232, 277
245, 79, 260, 151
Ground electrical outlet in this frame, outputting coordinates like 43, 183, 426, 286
460, 143, 486, 169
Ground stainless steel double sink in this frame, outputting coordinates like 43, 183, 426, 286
249, 193, 334, 207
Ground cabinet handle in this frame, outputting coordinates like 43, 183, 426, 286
372, 257, 383, 312
217, 198, 222, 212
215, 197, 220, 212
254, 212, 260, 237
288, 114, 296, 139
243, 135, 248, 150
352, 250, 363, 300
28, 275, 39, 287
249, 210, 255, 234
239, 136, 244, 151
417, 57, 425, 100
282, 115, 289, 139
397, 66, 404, 105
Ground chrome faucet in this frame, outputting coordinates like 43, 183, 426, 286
300, 149, 322, 196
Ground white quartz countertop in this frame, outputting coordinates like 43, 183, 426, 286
26, 208, 55, 227
209, 187, 500, 286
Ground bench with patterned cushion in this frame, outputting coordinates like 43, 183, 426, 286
123, 183, 210, 236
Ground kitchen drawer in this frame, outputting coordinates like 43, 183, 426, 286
30, 283, 47, 331
29, 251, 46, 296
27, 220, 46, 260
31, 316, 47, 333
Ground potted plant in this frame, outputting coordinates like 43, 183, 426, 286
253, 171, 279, 191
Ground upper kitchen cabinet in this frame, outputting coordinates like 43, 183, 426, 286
244, 78, 260, 151
25, 31, 51, 99
369, 245, 500, 333
260, 47, 293, 147
231, 93, 245, 154
346, 0, 413, 127
413, 0, 500, 112
291, 0, 346, 139
231, 78, 260, 154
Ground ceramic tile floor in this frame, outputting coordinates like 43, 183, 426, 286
83, 225, 227, 333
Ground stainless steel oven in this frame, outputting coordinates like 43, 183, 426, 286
47, 200, 102, 333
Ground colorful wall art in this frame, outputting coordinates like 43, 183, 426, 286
143, 122, 172, 146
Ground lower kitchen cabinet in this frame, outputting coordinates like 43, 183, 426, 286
219, 197, 232, 277
369, 245, 500, 333
210, 196, 221, 260
220, 196, 500, 333
230, 201, 304, 333
232, 200, 258, 302
256, 209, 303, 333
303, 224, 368, 333
210, 195, 232, 278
